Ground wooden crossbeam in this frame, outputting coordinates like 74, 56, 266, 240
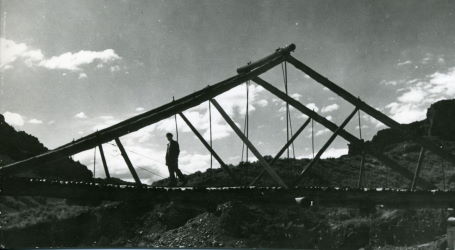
210, 99, 289, 188
178, 112, 240, 184
1, 45, 294, 174
114, 138, 142, 185
98, 144, 111, 179
286, 55, 455, 166
252, 77, 436, 189
249, 117, 312, 186
293, 107, 358, 186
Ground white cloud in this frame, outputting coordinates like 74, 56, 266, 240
3, 111, 25, 127
321, 147, 348, 158
0, 38, 44, 69
290, 93, 302, 100
321, 103, 339, 113
110, 65, 121, 72
1, 38, 121, 72
78, 72, 87, 79
74, 112, 88, 119
40, 49, 120, 71
315, 128, 330, 136
306, 103, 319, 112
136, 107, 145, 112
362, 114, 386, 128
381, 80, 398, 86
297, 147, 348, 159
325, 115, 333, 121
99, 115, 114, 120
429, 68, 455, 95
386, 102, 426, 124
256, 99, 268, 107
397, 88, 426, 103
28, 118, 43, 124
179, 151, 212, 173
385, 67, 455, 124
397, 60, 412, 66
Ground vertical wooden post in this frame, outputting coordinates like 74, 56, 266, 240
357, 151, 365, 188
410, 147, 426, 191
178, 112, 240, 184
210, 99, 288, 188
98, 144, 111, 179
293, 107, 359, 186
249, 117, 311, 186
115, 138, 142, 185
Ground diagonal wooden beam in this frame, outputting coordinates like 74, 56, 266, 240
178, 112, 240, 185
410, 147, 426, 191
1, 45, 295, 173
286, 55, 455, 166
252, 77, 436, 189
98, 144, 111, 179
293, 107, 358, 186
249, 117, 312, 186
115, 138, 142, 185
210, 99, 289, 188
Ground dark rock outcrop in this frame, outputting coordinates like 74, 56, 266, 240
349, 99, 455, 154
427, 99, 455, 141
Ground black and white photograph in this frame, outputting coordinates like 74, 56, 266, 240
1, 0, 455, 249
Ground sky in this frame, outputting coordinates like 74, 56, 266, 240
1, 0, 455, 184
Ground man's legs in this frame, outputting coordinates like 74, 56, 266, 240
174, 163, 187, 185
167, 164, 177, 186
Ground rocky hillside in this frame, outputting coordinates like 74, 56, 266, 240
0, 116, 92, 180
349, 99, 455, 155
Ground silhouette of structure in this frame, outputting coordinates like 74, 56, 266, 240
2, 44, 455, 207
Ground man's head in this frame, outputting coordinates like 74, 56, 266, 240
166, 132, 173, 141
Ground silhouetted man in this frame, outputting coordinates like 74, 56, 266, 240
165, 132, 186, 186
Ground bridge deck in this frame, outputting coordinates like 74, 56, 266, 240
1, 178, 454, 208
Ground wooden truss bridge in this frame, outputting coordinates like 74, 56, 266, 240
2, 44, 455, 207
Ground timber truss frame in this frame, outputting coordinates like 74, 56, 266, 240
1, 44, 454, 190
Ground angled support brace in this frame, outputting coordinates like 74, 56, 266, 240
210, 99, 289, 188
252, 76, 436, 189
293, 107, 358, 186
178, 112, 241, 185
286, 55, 455, 165
249, 117, 312, 186
115, 138, 142, 185
410, 147, 426, 191
98, 144, 111, 179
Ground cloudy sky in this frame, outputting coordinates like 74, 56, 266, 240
1, 0, 455, 184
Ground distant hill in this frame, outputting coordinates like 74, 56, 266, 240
0, 118, 92, 180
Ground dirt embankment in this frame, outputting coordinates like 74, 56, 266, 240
1, 196, 450, 249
